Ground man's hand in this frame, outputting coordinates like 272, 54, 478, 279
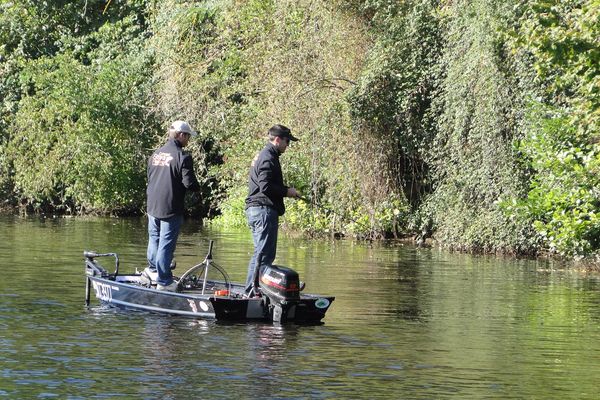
287, 187, 301, 198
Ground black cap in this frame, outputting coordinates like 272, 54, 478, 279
268, 124, 299, 141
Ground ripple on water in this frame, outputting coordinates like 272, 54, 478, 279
1, 217, 600, 399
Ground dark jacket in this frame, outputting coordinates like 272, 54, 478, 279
147, 139, 200, 218
245, 142, 288, 216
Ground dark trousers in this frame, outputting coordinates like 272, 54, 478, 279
245, 206, 279, 291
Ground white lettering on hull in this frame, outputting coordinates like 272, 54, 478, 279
92, 281, 119, 302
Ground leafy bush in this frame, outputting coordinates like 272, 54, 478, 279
3, 9, 156, 213
505, 106, 600, 256
503, 0, 600, 257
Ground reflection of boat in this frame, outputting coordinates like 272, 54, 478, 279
84, 241, 334, 323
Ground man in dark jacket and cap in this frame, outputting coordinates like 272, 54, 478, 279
245, 124, 300, 295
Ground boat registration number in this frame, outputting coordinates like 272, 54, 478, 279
92, 281, 119, 302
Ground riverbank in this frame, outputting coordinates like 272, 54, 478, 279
4, 209, 597, 271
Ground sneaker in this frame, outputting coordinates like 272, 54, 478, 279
139, 273, 152, 286
143, 267, 158, 280
140, 267, 158, 284
156, 281, 179, 292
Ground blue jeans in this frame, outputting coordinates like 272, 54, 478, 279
246, 206, 279, 291
147, 214, 183, 286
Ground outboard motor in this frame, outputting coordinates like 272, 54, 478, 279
258, 265, 300, 323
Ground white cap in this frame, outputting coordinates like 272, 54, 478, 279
170, 120, 197, 137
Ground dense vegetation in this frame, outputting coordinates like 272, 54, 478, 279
1, 0, 598, 260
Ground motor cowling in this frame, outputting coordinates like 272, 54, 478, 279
259, 265, 300, 322
259, 265, 300, 303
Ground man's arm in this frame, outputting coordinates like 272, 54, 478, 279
181, 154, 201, 192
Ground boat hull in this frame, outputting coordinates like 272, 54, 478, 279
89, 276, 217, 318
87, 274, 334, 323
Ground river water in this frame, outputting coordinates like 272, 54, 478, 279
1, 215, 599, 398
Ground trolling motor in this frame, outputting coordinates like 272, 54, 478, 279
83, 251, 119, 306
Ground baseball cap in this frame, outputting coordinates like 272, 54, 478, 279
268, 124, 298, 141
170, 120, 197, 137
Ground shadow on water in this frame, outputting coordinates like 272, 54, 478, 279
1, 215, 600, 398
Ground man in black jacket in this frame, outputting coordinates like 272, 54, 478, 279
244, 124, 300, 295
145, 121, 201, 291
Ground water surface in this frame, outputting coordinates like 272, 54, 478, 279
1, 215, 599, 398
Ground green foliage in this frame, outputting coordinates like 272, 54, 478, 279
2, 4, 157, 213
502, 0, 600, 257
0, 0, 148, 128
516, 0, 599, 136
0, 0, 144, 60
210, 186, 248, 228
422, 0, 535, 253
1, 0, 599, 260
348, 0, 441, 236
505, 106, 599, 256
